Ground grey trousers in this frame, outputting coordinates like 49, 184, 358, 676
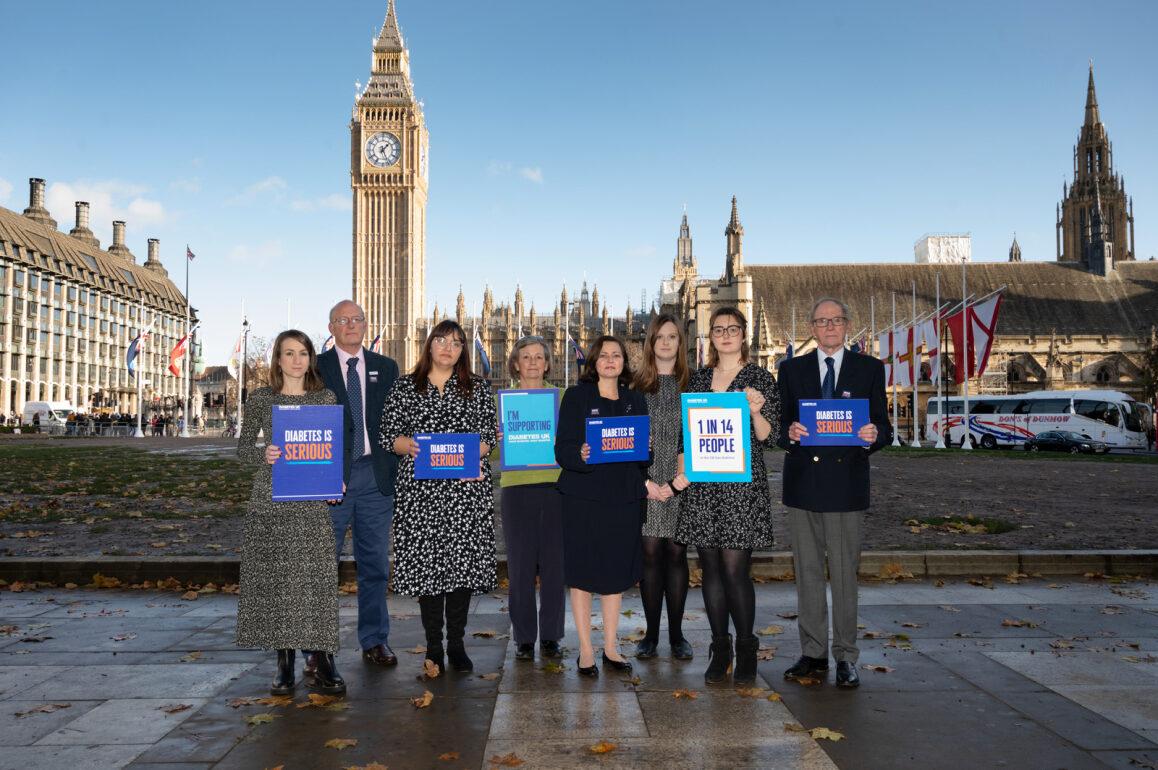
786, 508, 864, 663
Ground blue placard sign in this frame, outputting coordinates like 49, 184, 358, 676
681, 392, 752, 482
498, 388, 560, 471
414, 432, 481, 479
271, 404, 345, 501
798, 398, 871, 447
585, 415, 650, 464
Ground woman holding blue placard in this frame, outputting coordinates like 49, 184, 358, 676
383, 320, 497, 675
497, 337, 566, 662
673, 306, 780, 685
235, 330, 345, 696
632, 313, 694, 661
556, 335, 650, 677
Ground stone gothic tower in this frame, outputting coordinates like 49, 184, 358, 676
1057, 64, 1135, 268
673, 210, 697, 282
1008, 234, 1022, 263
724, 196, 744, 283
351, 0, 430, 368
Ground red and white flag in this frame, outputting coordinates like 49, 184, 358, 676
917, 317, 940, 383
893, 325, 914, 388
877, 329, 894, 386
227, 331, 244, 378
945, 293, 1003, 384
168, 325, 198, 376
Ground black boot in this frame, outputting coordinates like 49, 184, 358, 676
419, 595, 446, 673
704, 634, 733, 684
311, 652, 346, 695
445, 588, 474, 673
733, 636, 759, 685
271, 649, 295, 695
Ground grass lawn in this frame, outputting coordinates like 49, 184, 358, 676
0, 444, 254, 523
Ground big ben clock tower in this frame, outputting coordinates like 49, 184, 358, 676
351, 0, 429, 368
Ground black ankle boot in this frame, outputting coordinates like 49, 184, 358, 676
445, 589, 474, 673
311, 652, 346, 695
704, 634, 733, 684
733, 636, 759, 685
419, 595, 446, 673
271, 649, 295, 695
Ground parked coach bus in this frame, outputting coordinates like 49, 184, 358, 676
925, 390, 1148, 451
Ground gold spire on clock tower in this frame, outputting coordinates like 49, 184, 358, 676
351, 0, 429, 368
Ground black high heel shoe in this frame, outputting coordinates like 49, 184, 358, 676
576, 655, 599, 678
602, 651, 633, 674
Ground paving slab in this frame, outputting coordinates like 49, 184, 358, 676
16, 663, 254, 700
35, 697, 208, 745
0, 665, 72, 700
0, 744, 148, 770
489, 691, 648, 739
0, 699, 103, 746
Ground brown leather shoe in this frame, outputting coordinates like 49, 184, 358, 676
362, 643, 398, 666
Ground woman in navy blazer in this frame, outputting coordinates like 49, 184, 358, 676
555, 335, 650, 677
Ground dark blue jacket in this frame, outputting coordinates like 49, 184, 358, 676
555, 380, 651, 503
317, 347, 400, 497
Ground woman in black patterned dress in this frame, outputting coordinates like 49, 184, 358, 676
673, 307, 781, 685
235, 330, 344, 696
632, 313, 693, 661
382, 320, 497, 674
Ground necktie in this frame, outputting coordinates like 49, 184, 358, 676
822, 357, 835, 399
346, 357, 365, 460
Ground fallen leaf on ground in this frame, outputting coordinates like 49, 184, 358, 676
626, 675, 643, 686
254, 696, 294, 707
89, 573, 122, 589
111, 633, 137, 642
620, 609, 636, 617
228, 697, 256, 708
160, 703, 193, 714
757, 625, 784, 636
968, 577, 995, 589
471, 629, 499, 638
180, 591, 199, 601
0, 625, 18, 635
489, 751, 525, 766
344, 764, 388, 770
541, 662, 566, 674
861, 664, 895, 673
877, 563, 915, 581
14, 703, 71, 717
298, 694, 341, 708
1122, 654, 1158, 664
324, 738, 358, 750
900, 622, 923, 629
423, 659, 441, 679
411, 690, 434, 709
1001, 618, 1039, 628
788, 675, 821, 686
1004, 572, 1029, 584
438, 751, 460, 761
1101, 606, 1124, 615
619, 628, 646, 643
735, 687, 767, 698
810, 727, 845, 741
180, 651, 203, 662
784, 722, 807, 732
757, 646, 776, 661
405, 645, 427, 654
1050, 640, 1075, 650
938, 605, 961, 613
590, 741, 617, 754
672, 689, 699, 699
767, 692, 782, 701
245, 713, 280, 725
478, 672, 500, 680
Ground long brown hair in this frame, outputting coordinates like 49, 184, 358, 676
633, 313, 689, 393
269, 330, 325, 393
578, 335, 633, 387
706, 306, 750, 368
413, 320, 474, 396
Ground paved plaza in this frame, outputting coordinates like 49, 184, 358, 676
1, 577, 1156, 769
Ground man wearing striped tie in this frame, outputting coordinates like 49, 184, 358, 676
312, 299, 400, 674
776, 297, 891, 689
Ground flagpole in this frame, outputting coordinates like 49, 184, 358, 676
960, 262, 972, 450
563, 299, 570, 386
134, 297, 145, 438
870, 295, 875, 359
790, 304, 796, 358
910, 281, 921, 447
236, 311, 248, 433
934, 272, 946, 449
890, 292, 900, 447
471, 303, 477, 373
179, 248, 191, 437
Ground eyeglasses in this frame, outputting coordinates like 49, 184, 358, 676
432, 336, 464, 350
811, 317, 848, 329
711, 325, 743, 338
332, 316, 365, 327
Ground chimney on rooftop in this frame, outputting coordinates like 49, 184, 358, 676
143, 237, 168, 276
22, 177, 58, 229
69, 201, 100, 248
107, 220, 135, 262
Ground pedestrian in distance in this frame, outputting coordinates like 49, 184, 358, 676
671, 306, 781, 685
555, 335, 649, 678
235, 329, 345, 696
497, 336, 566, 663
777, 297, 891, 689
383, 320, 498, 675
631, 313, 694, 661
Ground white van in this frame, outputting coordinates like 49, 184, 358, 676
22, 401, 75, 428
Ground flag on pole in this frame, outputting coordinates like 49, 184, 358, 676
778, 342, 794, 369
186, 245, 196, 261
320, 335, 335, 353
894, 325, 914, 388
127, 330, 149, 378
567, 334, 585, 366
877, 329, 894, 386
474, 330, 492, 376
369, 333, 382, 354
227, 331, 245, 378
917, 317, 941, 383
168, 325, 199, 376
945, 293, 1003, 384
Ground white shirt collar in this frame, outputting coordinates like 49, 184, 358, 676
334, 346, 365, 368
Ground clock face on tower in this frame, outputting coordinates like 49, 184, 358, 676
365, 132, 401, 167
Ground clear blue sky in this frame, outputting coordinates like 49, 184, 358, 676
2, 0, 1155, 361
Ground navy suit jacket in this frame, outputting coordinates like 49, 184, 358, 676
776, 349, 892, 512
317, 347, 400, 497
555, 380, 651, 504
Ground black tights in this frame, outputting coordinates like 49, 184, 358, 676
640, 536, 689, 644
697, 547, 755, 640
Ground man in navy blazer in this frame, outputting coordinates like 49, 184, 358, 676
315, 299, 400, 668
777, 297, 891, 689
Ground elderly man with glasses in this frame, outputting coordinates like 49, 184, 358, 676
307, 299, 401, 677
776, 297, 891, 689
